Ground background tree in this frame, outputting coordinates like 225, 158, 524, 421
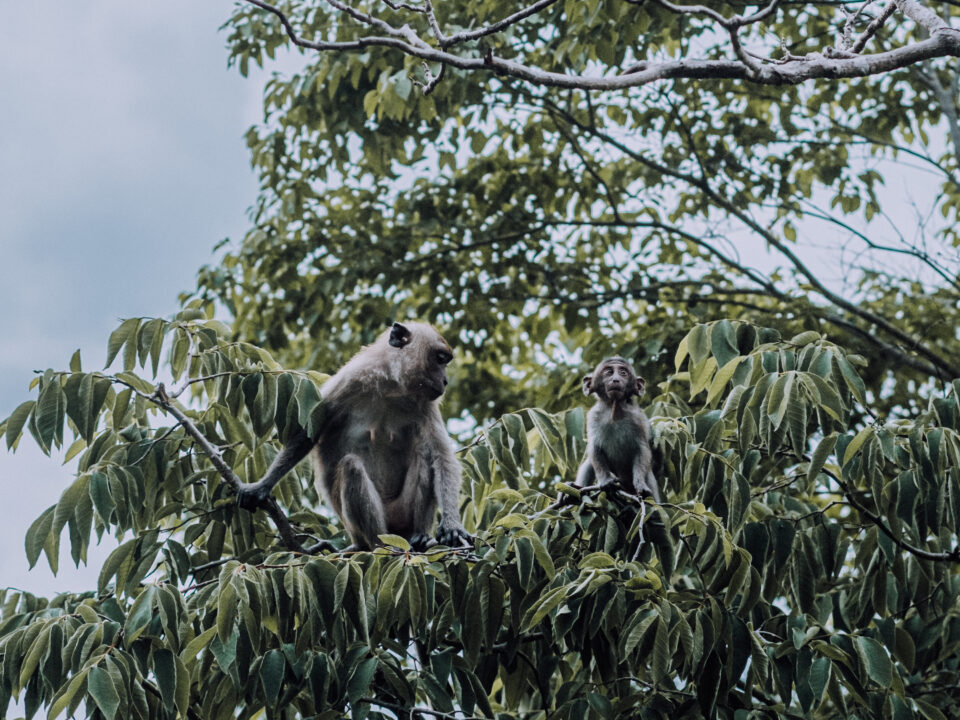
200, 0, 960, 422
3, 0, 960, 718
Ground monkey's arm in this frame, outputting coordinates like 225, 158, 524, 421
431, 429, 472, 547
632, 415, 660, 502
237, 428, 315, 510
632, 454, 661, 502
574, 459, 596, 487
590, 450, 620, 488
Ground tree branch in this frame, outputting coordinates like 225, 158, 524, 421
851, 1, 898, 53
239, 0, 960, 91
538, 100, 960, 378
828, 468, 960, 562
137, 382, 305, 552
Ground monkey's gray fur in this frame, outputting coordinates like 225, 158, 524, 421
575, 356, 660, 502
237, 321, 471, 550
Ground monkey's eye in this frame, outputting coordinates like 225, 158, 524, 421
436, 350, 453, 365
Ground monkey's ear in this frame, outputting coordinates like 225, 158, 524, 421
635, 376, 646, 396
388, 322, 412, 348
582, 374, 594, 395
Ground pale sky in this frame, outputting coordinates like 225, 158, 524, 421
0, 1, 303, 597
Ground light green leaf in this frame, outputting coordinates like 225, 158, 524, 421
843, 426, 874, 466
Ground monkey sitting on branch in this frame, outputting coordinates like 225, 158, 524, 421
573, 356, 660, 503
237, 322, 472, 551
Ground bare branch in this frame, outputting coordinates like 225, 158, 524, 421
915, 61, 960, 165
324, 0, 431, 48
381, 0, 425, 12
411, 60, 445, 94
851, 0, 897, 53
896, 0, 953, 35
438, 0, 561, 48
239, 0, 960, 91
645, 0, 733, 27
531, 95, 960, 377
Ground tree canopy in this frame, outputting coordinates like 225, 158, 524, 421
3, 1, 960, 718
207, 0, 960, 420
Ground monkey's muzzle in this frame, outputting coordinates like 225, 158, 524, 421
421, 379, 446, 400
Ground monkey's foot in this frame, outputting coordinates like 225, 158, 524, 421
408, 533, 435, 552
435, 525, 473, 548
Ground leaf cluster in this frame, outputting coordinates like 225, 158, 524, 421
4, 317, 960, 717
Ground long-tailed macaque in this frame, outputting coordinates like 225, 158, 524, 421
575, 356, 660, 502
237, 322, 471, 550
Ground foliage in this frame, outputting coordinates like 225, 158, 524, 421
4, 314, 960, 718
5, 2, 960, 718
192, 0, 960, 423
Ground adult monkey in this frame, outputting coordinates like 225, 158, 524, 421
237, 322, 472, 550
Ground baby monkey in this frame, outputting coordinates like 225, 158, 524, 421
574, 356, 660, 502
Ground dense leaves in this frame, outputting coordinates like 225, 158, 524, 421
4, 316, 960, 717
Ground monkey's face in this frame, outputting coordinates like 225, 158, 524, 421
388, 322, 454, 401
421, 343, 452, 400
585, 358, 644, 401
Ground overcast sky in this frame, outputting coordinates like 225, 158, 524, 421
0, 1, 304, 597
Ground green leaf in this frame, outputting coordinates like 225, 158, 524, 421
687, 324, 710, 365
914, 697, 949, 720
808, 433, 838, 483
836, 355, 867, 405
89, 471, 116, 524
124, 585, 158, 643
105, 317, 140, 369
180, 626, 217, 666
25, 504, 55, 569
46, 668, 89, 720
18, 623, 52, 690
706, 356, 743, 406
790, 331, 821, 346
153, 649, 178, 713
622, 612, 657, 656
651, 617, 669, 682
88, 665, 121, 719
346, 657, 378, 703
5, 400, 35, 450
843, 426, 873, 466
710, 320, 739, 368
34, 380, 65, 452
378, 534, 411, 550
261, 648, 286, 704
855, 636, 892, 687
521, 585, 566, 630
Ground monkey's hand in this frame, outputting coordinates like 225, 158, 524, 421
236, 481, 273, 511
596, 473, 619, 490
435, 519, 472, 548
